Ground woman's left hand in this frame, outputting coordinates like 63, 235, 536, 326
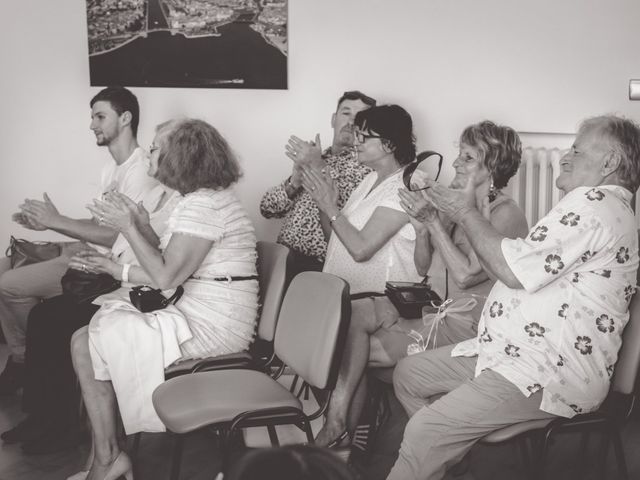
301, 166, 338, 213
423, 178, 476, 222
398, 188, 438, 227
87, 192, 137, 233
69, 249, 119, 276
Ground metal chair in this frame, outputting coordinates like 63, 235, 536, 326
479, 276, 640, 480
152, 272, 351, 480
130, 242, 290, 460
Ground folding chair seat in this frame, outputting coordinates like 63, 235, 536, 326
152, 271, 351, 480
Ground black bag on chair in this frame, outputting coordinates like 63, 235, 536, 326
129, 285, 184, 313
6, 236, 61, 269
61, 268, 121, 304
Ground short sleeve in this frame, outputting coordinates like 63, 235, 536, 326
169, 191, 224, 242
501, 195, 606, 293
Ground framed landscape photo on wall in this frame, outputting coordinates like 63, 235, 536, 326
86, 0, 288, 89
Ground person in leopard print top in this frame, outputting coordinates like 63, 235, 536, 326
260, 91, 376, 279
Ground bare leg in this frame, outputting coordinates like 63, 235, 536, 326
316, 298, 382, 446
70, 327, 132, 480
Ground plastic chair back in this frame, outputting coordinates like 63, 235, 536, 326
611, 244, 640, 396
256, 242, 290, 342
274, 272, 350, 391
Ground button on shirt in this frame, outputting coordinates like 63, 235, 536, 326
259, 147, 370, 261
453, 185, 639, 418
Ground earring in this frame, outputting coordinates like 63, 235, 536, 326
488, 179, 498, 202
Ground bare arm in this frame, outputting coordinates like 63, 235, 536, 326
329, 207, 409, 262
20, 194, 117, 246
87, 196, 212, 289
423, 179, 524, 289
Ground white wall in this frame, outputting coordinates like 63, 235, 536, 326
1, 0, 639, 249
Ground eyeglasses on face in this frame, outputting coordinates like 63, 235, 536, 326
354, 130, 383, 144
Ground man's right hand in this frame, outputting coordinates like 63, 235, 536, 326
285, 134, 324, 170
18, 193, 62, 230
12, 211, 47, 231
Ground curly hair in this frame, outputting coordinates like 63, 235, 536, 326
355, 105, 417, 166
580, 115, 640, 193
90, 86, 140, 136
224, 445, 356, 480
153, 119, 242, 194
459, 121, 522, 190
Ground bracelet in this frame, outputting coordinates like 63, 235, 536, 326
284, 177, 300, 199
121, 263, 131, 283
329, 212, 341, 225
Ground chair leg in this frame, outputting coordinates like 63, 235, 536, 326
170, 434, 184, 480
130, 432, 141, 460
303, 418, 314, 444
267, 425, 280, 446
593, 427, 610, 480
609, 425, 628, 480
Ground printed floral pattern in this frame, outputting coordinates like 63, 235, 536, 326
585, 188, 605, 201
558, 303, 569, 318
574, 336, 593, 355
557, 355, 565, 367
504, 344, 521, 357
616, 247, 630, 264
530, 225, 548, 242
489, 301, 504, 318
524, 322, 546, 337
560, 212, 580, 226
581, 250, 595, 262
544, 254, 565, 274
527, 383, 542, 393
624, 285, 635, 301
595, 314, 615, 333
479, 327, 492, 343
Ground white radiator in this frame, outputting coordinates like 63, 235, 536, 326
506, 132, 574, 227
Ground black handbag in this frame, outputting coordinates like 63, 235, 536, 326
385, 277, 444, 319
129, 285, 184, 313
61, 268, 121, 304
6, 236, 61, 269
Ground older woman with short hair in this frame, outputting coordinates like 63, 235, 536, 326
313, 120, 528, 448
68, 119, 258, 480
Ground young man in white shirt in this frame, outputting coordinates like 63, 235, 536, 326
0, 87, 161, 395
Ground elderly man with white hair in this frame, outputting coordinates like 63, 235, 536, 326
387, 115, 640, 480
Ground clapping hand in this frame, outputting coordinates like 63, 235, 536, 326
18, 193, 61, 229
398, 188, 438, 228
422, 177, 476, 222
69, 248, 118, 276
87, 191, 137, 233
285, 134, 324, 187
12, 211, 47, 231
300, 166, 338, 214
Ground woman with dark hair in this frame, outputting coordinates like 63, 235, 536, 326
301, 104, 421, 446
221, 445, 357, 480
311, 120, 528, 448
66, 119, 258, 480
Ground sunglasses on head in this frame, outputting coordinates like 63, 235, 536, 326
402, 151, 444, 191
341, 90, 377, 107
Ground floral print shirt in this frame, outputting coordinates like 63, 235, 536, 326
453, 185, 638, 418
259, 147, 370, 261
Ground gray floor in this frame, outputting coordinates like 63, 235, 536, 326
1, 344, 639, 480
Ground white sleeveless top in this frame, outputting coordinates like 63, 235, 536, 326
323, 170, 421, 294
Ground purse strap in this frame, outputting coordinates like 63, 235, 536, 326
161, 285, 184, 307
